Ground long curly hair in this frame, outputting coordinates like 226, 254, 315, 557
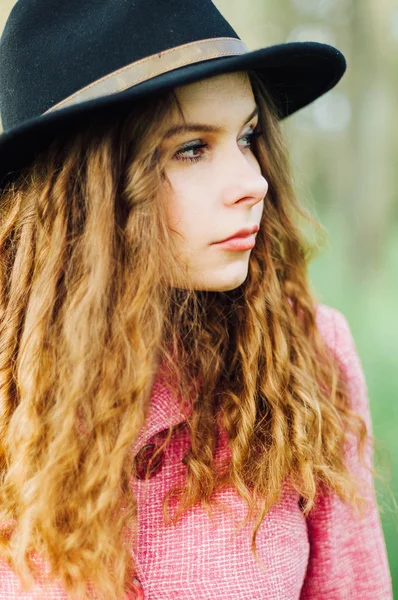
0, 72, 375, 599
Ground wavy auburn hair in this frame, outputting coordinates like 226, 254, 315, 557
0, 72, 374, 599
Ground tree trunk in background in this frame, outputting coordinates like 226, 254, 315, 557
0, 1, 16, 34
343, 0, 395, 280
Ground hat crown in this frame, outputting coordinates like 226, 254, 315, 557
0, 0, 238, 130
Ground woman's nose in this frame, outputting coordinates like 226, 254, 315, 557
221, 149, 268, 206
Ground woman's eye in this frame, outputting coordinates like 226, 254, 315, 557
173, 142, 207, 163
240, 128, 264, 149
171, 129, 264, 164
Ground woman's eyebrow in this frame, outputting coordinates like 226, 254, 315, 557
163, 105, 259, 139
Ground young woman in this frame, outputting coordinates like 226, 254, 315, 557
0, 0, 393, 599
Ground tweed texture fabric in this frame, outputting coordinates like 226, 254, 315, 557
0, 305, 393, 599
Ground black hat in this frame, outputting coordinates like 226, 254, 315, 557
0, 0, 346, 190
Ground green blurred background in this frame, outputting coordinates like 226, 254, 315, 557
1, 0, 397, 595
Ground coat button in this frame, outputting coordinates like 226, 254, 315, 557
135, 443, 164, 480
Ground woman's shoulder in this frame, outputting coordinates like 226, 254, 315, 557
314, 303, 369, 419
314, 302, 356, 359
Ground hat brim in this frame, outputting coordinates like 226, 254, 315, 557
0, 41, 346, 189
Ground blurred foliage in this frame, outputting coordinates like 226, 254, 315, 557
1, 0, 398, 595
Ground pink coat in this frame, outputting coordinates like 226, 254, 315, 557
0, 305, 393, 599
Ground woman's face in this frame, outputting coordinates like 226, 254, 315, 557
159, 71, 268, 292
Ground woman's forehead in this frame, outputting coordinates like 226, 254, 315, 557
176, 71, 251, 100
172, 72, 255, 121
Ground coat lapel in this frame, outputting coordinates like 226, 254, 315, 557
132, 363, 192, 455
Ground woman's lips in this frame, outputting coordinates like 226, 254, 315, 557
214, 224, 259, 244
211, 233, 256, 251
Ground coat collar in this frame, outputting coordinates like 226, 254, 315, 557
132, 362, 192, 455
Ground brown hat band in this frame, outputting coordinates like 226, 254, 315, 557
44, 37, 248, 115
